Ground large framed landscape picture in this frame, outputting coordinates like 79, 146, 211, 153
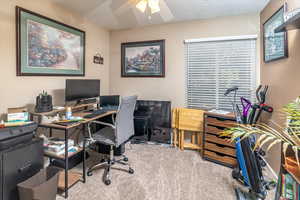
121, 40, 165, 77
263, 6, 288, 63
16, 7, 85, 76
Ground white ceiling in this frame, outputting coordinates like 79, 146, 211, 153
52, 0, 270, 30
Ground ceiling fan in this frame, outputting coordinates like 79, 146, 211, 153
136, 0, 160, 14
113, 0, 174, 22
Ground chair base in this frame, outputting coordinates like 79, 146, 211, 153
87, 146, 134, 185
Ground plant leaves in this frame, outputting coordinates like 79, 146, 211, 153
260, 136, 275, 149
266, 139, 282, 152
292, 146, 300, 167
253, 134, 269, 150
283, 142, 290, 166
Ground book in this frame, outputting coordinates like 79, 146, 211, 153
45, 146, 79, 157
283, 174, 286, 198
298, 184, 300, 200
285, 173, 295, 200
293, 180, 298, 200
45, 138, 74, 152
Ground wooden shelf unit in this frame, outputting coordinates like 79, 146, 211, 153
58, 171, 82, 191
44, 147, 83, 160
275, 144, 300, 200
202, 112, 237, 168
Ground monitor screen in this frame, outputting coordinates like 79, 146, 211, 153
100, 95, 120, 107
65, 79, 100, 102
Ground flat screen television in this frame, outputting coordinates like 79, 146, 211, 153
65, 79, 100, 102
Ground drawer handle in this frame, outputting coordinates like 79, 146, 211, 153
218, 136, 228, 140
213, 152, 226, 157
208, 125, 224, 130
214, 143, 225, 148
18, 163, 32, 173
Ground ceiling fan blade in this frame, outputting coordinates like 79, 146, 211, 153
158, 0, 174, 22
112, 0, 139, 15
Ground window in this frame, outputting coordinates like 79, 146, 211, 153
185, 36, 257, 111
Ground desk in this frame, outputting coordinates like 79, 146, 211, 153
31, 107, 116, 198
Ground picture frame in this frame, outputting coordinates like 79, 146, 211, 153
16, 6, 85, 76
121, 40, 165, 77
263, 6, 288, 63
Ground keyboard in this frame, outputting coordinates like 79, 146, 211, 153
101, 105, 119, 111
83, 109, 108, 119
54, 121, 79, 126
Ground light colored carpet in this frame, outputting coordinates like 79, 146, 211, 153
57, 144, 275, 200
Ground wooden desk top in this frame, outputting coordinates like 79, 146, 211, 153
30, 103, 95, 116
39, 110, 116, 130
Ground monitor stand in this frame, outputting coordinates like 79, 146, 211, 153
76, 98, 97, 105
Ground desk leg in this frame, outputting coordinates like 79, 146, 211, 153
49, 128, 53, 138
48, 128, 53, 165
82, 124, 86, 183
64, 129, 69, 198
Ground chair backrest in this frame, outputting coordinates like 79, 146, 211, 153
115, 95, 137, 146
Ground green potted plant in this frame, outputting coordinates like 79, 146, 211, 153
222, 97, 300, 166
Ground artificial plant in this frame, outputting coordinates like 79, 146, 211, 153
221, 97, 300, 166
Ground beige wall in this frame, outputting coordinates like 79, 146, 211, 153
260, 0, 300, 172
0, 0, 110, 117
109, 14, 260, 108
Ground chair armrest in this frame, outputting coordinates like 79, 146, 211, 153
89, 120, 115, 129
85, 120, 115, 144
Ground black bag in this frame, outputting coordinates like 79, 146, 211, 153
0, 123, 37, 151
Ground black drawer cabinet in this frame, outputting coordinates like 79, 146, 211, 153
0, 138, 43, 200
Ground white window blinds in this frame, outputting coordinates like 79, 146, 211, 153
185, 37, 257, 111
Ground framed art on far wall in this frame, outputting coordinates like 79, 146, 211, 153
263, 6, 288, 63
121, 40, 165, 77
16, 6, 85, 76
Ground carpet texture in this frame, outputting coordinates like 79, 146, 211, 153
57, 144, 275, 200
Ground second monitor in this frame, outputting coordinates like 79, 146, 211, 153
100, 95, 120, 111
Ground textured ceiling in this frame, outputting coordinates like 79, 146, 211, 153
52, 0, 270, 30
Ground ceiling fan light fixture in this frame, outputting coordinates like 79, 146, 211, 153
136, 0, 147, 13
148, 0, 160, 14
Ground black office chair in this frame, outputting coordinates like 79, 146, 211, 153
84, 95, 137, 185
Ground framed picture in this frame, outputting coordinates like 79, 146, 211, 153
121, 40, 165, 77
16, 6, 85, 76
263, 6, 288, 63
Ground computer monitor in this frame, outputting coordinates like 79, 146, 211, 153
65, 79, 100, 102
100, 95, 120, 107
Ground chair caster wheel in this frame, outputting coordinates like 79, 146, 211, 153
123, 157, 129, 162
104, 179, 111, 185
87, 171, 93, 176
129, 168, 134, 174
